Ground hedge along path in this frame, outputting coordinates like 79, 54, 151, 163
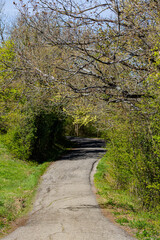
2, 137, 135, 240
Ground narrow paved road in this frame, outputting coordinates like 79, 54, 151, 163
3, 137, 135, 240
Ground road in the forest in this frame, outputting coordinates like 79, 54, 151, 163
2, 137, 135, 240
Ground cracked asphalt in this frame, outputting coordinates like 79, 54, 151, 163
2, 137, 135, 240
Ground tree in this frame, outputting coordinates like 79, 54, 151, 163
0, 0, 5, 42
11, 0, 160, 106
1, 0, 160, 209
0, 40, 17, 132
0, 38, 67, 161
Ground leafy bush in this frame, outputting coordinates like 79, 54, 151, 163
3, 108, 66, 162
31, 110, 66, 162
3, 115, 36, 160
103, 110, 160, 210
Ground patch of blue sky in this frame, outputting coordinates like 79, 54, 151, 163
3, 0, 19, 19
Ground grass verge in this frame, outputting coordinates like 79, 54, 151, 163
94, 155, 160, 240
0, 140, 50, 238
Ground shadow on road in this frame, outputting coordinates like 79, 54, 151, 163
68, 137, 106, 148
58, 137, 106, 161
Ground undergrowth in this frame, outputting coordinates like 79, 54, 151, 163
94, 155, 160, 240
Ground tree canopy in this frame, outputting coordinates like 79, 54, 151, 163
9, 0, 159, 106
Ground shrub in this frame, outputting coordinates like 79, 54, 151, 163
3, 107, 66, 162
104, 112, 160, 210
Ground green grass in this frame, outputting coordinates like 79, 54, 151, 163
0, 139, 50, 237
94, 155, 160, 240
116, 217, 129, 225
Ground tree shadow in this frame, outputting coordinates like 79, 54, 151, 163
67, 136, 106, 148
57, 137, 106, 161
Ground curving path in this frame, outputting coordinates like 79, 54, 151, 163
2, 137, 135, 240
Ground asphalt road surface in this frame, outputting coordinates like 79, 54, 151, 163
2, 137, 135, 240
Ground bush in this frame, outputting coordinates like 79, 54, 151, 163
2, 108, 66, 162
104, 112, 160, 210
31, 110, 66, 162
3, 115, 36, 160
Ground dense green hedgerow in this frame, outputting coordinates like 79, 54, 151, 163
1, 107, 67, 163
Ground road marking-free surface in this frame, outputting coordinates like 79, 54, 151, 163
2, 138, 135, 240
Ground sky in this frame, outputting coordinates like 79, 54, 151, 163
2, 0, 19, 20
2, 0, 112, 20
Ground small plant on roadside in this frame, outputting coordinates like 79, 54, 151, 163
94, 155, 160, 240
116, 217, 129, 226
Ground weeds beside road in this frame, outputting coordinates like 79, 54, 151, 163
94, 155, 160, 240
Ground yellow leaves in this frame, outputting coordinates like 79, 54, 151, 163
63, 102, 97, 127
73, 114, 97, 126
0, 40, 15, 78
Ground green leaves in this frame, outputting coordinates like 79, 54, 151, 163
0, 40, 15, 77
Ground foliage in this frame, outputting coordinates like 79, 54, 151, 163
2, 111, 36, 160
11, 0, 160, 105
0, 40, 67, 162
30, 108, 66, 162
94, 45, 160, 212
102, 108, 160, 210
0, 39, 26, 141
94, 156, 160, 240
2, 106, 66, 162
0, 0, 160, 234
63, 99, 98, 137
